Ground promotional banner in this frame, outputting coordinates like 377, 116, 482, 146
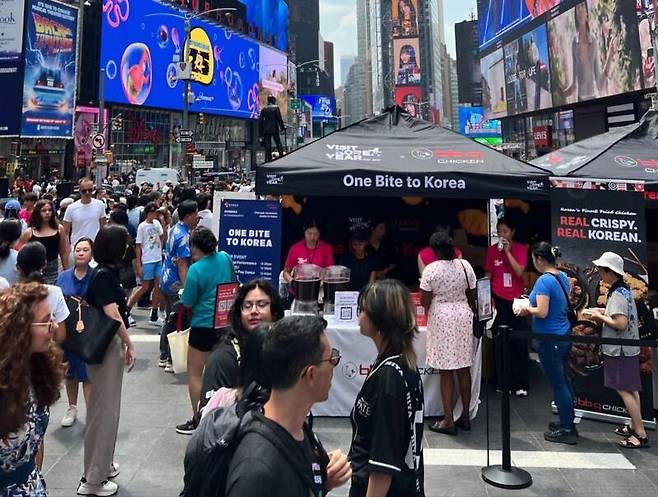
393, 38, 421, 86
395, 87, 422, 119
259, 45, 288, 120
392, 0, 419, 38
219, 199, 282, 286
100, 0, 260, 120
21, 0, 78, 138
503, 22, 553, 116
550, 179, 654, 423
480, 48, 507, 120
548, 0, 644, 108
0, 0, 25, 135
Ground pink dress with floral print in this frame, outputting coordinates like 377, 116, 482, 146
420, 258, 476, 370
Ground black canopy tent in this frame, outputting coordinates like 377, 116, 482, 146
256, 107, 551, 199
531, 110, 658, 185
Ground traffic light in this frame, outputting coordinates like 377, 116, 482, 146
198, 113, 205, 126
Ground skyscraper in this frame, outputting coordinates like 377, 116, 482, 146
340, 55, 356, 86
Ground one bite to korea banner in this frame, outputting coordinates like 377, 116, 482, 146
218, 199, 282, 288
550, 178, 654, 424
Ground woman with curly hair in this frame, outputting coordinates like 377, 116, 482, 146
17, 199, 69, 284
0, 282, 65, 497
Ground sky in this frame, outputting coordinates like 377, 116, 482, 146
320, 0, 478, 87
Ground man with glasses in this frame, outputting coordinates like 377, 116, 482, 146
62, 178, 106, 266
226, 315, 352, 497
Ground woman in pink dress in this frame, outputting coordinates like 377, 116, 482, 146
420, 231, 476, 435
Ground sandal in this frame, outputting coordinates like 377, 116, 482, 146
614, 425, 637, 438
618, 435, 650, 449
429, 421, 457, 436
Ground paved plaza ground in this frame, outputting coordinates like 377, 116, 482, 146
42, 310, 658, 497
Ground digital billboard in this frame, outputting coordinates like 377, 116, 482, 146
0, 0, 25, 135
503, 23, 553, 116
548, 0, 644, 108
299, 95, 335, 119
21, 0, 78, 138
259, 46, 288, 120
477, 0, 561, 49
458, 106, 502, 139
392, 0, 419, 38
100, 0, 260, 120
393, 38, 421, 86
395, 86, 422, 118
480, 48, 507, 120
239, 0, 289, 51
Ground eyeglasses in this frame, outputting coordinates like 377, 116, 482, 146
31, 321, 54, 332
241, 300, 271, 312
80, 188, 93, 194
301, 348, 341, 377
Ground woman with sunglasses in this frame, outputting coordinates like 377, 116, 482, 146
175, 227, 238, 436
349, 279, 425, 497
17, 199, 69, 284
0, 283, 64, 497
200, 279, 285, 413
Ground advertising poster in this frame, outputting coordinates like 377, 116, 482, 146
395, 86, 422, 118
548, 0, 644, 108
299, 95, 335, 119
213, 282, 239, 329
0, 0, 25, 135
393, 38, 421, 86
259, 46, 288, 120
480, 48, 507, 120
392, 0, 419, 38
458, 106, 502, 140
477, 0, 561, 48
638, 2, 656, 88
74, 106, 108, 169
239, 0, 288, 51
503, 23, 553, 116
550, 179, 654, 423
21, 0, 78, 138
219, 199, 282, 287
100, 0, 260, 120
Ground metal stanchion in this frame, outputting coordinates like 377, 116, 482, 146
482, 325, 533, 489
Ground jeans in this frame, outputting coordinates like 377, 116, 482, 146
159, 289, 181, 361
537, 340, 575, 430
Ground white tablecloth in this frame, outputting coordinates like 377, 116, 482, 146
313, 318, 482, 417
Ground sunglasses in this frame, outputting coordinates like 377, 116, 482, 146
301, 348, 341, 377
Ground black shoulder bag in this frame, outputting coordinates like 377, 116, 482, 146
548, 272, 577, 328
61, 268, 121, 364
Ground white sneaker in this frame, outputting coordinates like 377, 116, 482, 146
108, 462, 120, 479
61, 405, 77, 427
128, 315, 137, 328
77, 479, 118, 496
164, 361, 174, 373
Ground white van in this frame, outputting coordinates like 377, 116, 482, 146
135, 168, 180, 189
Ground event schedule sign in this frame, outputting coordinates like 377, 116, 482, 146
0, 0, 25, 135
21, 0, 78, 138
550, 179, 654, 423
219, 199, 282, 287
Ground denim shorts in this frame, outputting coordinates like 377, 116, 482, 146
142, 260, 163, 281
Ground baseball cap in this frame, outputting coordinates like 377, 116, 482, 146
5, 199, 21, 211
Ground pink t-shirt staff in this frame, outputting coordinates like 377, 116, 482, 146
484, 241, 528, 301
282, 220, 334, 283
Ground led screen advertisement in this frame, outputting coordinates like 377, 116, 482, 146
458, 106, 502, 138
393, 38, 421, 86
503, 23, 553, 116
21, 0, 78, 138
0, 0, 25, 135
548, 0, 645, 108
299, 95, 335, 119
259, 46, 288, 120
392, 0, 419, 38
239, 0, 289, 52
394, 86, 422, 118
100, 0, 260, 120
480, 48, 507, 120
477, 0, 562, 49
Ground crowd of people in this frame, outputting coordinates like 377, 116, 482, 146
0, 175, 652, 497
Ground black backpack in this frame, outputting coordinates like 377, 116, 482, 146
180, 383, 268, 497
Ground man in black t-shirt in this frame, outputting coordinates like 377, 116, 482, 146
341, 230, 377, 292
225, 316, 352, 497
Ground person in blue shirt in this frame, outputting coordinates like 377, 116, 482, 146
159, 200, 199, 371
175, 227, 236, 435
517, 242, 576, 445
55, 237, 94, 428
